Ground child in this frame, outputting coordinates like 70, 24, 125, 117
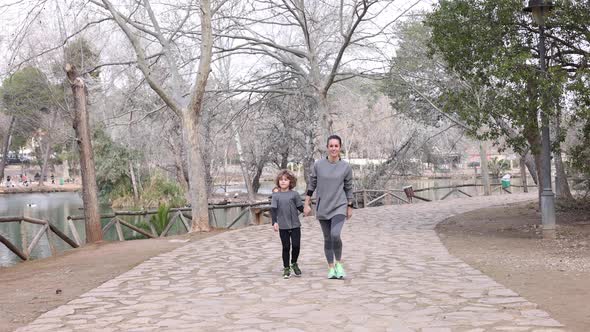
271, 169, 304, 279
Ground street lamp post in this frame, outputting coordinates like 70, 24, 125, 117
523, 0, 556, 232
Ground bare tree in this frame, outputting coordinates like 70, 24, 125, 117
66, 63, 102, 243
215, 0, 424, 176
91, 0, 217, 231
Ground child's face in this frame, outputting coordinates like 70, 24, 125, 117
278, 176, 290, 190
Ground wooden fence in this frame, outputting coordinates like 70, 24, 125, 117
0, 202, 274, 262
0, 216, 79, 261
65, 201, 273, 245
353, 182, 533, 208
1, 181, 534, 262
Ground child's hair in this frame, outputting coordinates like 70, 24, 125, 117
275, 169, 297, 189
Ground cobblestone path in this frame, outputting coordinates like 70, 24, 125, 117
17, 193, 567, 331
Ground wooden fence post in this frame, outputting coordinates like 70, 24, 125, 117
20, 220, 27, 253
115, 219, 125, 241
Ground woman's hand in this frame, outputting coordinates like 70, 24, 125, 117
346, 206, 353, 220
273, 223, 279, 232
303, 204, 312, 216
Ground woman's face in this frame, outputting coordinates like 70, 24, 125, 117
327, 138, 341, 159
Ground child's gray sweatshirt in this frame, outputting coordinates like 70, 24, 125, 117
271, 191, 303, 229
306, 158, 353, 220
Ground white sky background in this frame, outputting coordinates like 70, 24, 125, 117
0, 0, 439, 89
215, 0, 440, 88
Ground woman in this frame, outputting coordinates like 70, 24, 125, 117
304, 134, 353, 279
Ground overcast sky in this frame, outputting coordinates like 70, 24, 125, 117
0, 0, 439, 81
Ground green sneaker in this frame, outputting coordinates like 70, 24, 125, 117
291, 262, 302, 277
334, 262, 346, 279
327, 267, 337, 279
283, 267, 291, 279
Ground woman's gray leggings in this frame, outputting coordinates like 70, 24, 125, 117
319, 214, 346, 264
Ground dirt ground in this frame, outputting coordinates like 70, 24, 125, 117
437, 200, 590, 332
0, 231, 223, 332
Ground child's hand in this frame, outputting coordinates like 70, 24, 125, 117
303, 204, 312, 216
273, 223, 279, 232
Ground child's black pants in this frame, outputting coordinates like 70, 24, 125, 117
279, 227, 300, 268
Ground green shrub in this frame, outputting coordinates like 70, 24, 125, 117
136, 204, 171, 236
140, 174, 187, 208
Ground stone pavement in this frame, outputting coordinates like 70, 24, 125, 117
17, 193, 567, 332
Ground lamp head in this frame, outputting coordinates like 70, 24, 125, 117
523, 0, 554, 25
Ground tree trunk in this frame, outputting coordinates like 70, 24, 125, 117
0, 116, 15, 183
554, 150, 572, 200
38, 110, 57, 187
184, 112, 210, 232
524, 152, 538, 185
232, 122, 255, 202
223, 144, 229, 193
203, 144, 214, 195
302, 127, 315, 192
186, 0, 213, 232
252, 158, 267, 194
479, 142, 491, 196
66, 64, 102, 244
38, 139, 52, 186
534, 152, 544, 203
520, 156, 528, 193
127, 109, 139, 204
168, 137, 189, 194
279, 148, 289, 170
129, 160, 139, 204
316, 92, 333, 148
62, 156, 70, 180
171, 143, 189, 194
525, 129, 544, 206
553, 115, 572, 200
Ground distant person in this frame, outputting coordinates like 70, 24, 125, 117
271, 169, 304, 279
51, 174, 55, 184
304, 134, 354, 279
268, 186, 280, 199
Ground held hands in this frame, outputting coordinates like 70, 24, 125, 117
273, 223, 279, 232
303, 204, 312, 217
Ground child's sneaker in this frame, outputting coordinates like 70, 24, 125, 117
291, 262, 302, 277
283, 267, 291, 279
334, 262, 346, 279
327, 267, 337, 279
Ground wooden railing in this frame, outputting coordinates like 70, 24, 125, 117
353, 182, 533, 208
0, 216, 79, 261
65, 201, 273, 245
0, 202, 274, 262
1, 182, 534, 262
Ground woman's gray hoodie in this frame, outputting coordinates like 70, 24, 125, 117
306, 158, 353, 220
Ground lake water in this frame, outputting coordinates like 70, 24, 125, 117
0, 192, 188, 267
1, 177, 536, 267
0, 192, 85, 267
